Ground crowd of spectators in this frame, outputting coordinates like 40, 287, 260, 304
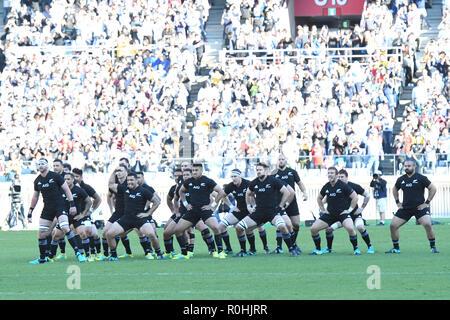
0, 0, 448, 180
393, 0, 449, 173
0, 0, 210, 178
192, 0, 436, 177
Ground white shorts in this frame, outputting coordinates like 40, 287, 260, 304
376, 198, 387, 213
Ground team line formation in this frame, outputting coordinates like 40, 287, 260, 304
27, 154, 438, 264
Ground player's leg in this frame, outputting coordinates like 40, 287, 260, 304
218, 212, 240, 254
119, 228, 133, 258
195, 219, 215, 253
342, 217, 360, 255
289, 214, 301, 253
57, 214, 86, 262
309, 218, 330, 254
386, 212, 409, 253
105, 221, 126, 260
134, 227, 154, 257
139, 222, 164, 259
75, 224, 91, 259
354, 217, 374, 253
256, 224, 270, 254
271, 215, 297, 256
204, 214, 226, 257
162, 219, 178, 257
29, 217, 54, 264
323, 222, 341, 254
417, 212, 438, 253
173, 218, 194, 259
101, 220, 114, 258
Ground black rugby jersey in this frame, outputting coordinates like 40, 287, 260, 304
224, 178, 250, 211
63, 185, 88, 213
182, 176, 217, 207
79, 181, 97, 198
34, 171, 66, 207
273, 167, 300, 190
118, 185, 155, 217
249, 175, 285, 210
343, 181, 366, 210
394, 173, 431, 209
110, 179, 127, 215
319, 179, 354, 215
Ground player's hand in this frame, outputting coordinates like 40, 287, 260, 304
27, 217, 32, 224
137, 212, 148, 218
69, 206, 77, 216
231, 206, 240, 213
185, 204, 193, 211
340, 209, 351, 215
74, 214, 83, 221
355, 207, 363, 215
417, 203, 429, 210
396, 202, 403, 209
321, 209, 330, 215
302, 194, 308, 201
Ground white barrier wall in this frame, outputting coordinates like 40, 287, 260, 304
1, 172, 449, 230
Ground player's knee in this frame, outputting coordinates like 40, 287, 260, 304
236, 220, 247, 232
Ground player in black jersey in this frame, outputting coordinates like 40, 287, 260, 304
218, 169, 270, 257
162, 168, 183, 257
387, 159, 438, 254
323, 169, 374, 254
271, 154, 308, 254
100, 164, 129, 259
50, 173, 93, 260
28, 158, 86, 264
311, 167, 360, 255
136, 171, 161, 257
173, 163, 227, 259
72, 168, 103, 261
236, 162, 298, 257
105, 172, 164, 260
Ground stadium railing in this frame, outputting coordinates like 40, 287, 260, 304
1, 153, 448, 179
218, 46, 404, 66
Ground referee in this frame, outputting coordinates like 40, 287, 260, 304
386, 158, 438, 253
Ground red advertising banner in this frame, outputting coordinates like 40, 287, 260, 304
294, 0, 366, 17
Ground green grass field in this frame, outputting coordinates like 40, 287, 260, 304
1, 221, 450, 300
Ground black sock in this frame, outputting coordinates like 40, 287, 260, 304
49, 240, 58, 258
164, 237, 174, 253
247, 233, 256, 251
312, 234, 321, 250
38, 238, 48, 260
176, 235, 188, 255
429, 238, 436, 249
110, 249, 117, 258
58, 239, 66, 254
102, 237, 109, 256
393, 239, 399, 250
282, 233, 294, 250
121, 236, 132, 255
326, 231, 334, 249
139, 237, 151, 254
259, 230, 268, 249
221, 231, 232, 251
89, 237, 96, 254
349, 235, 358, 250
201, 229, 212, 247
276, 231, 283, 249
46, 235, 52, 256
238, 235, 247, 252
73, 235, 83, 254
214, 234, 223, 253
188, 232, 195, 251
292, 228, 299, 244
82, 238, 90, 256
360, 230, 372, 248
66, 231, 80, 254
94, 238, 101, 254
146, 237, 154, 253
